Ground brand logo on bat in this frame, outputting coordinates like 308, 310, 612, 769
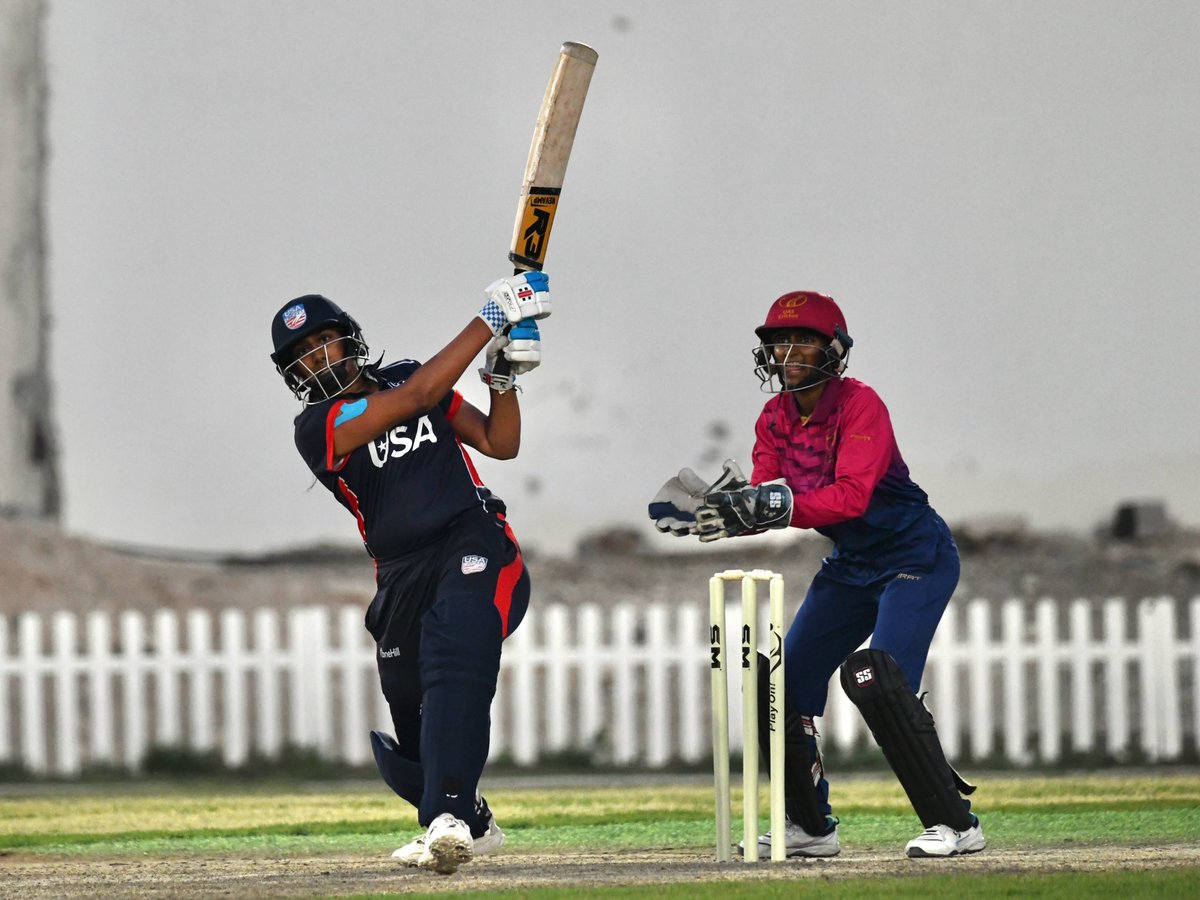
522, 206, 553, 260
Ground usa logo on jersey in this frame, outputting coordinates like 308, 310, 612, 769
461, 555, 488, 575
282, 304, 307, 330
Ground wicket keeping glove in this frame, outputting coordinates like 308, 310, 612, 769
648, 460, 750, 537
695, 479, 793, 543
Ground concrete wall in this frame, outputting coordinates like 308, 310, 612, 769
0, 0, 59, 518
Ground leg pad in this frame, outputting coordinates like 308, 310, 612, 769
757, 653, 829, 835
370, 730, 424, 807
839, 649, 973, 830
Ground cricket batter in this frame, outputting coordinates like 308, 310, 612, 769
269, 273, 550, 874
648, 291, 984, 859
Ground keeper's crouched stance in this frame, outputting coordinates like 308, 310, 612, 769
649, 290, 984, 859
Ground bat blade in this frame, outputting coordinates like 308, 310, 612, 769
509, 41, 598, 272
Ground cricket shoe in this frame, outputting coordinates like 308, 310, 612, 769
392, 794, 505, 866
471, 793, 506, 856
416, 813, 474, 874
905, 815, 986, 858
741, 816, 841, 858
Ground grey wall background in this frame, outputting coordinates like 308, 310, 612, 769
0, 0, 58, 518
37, 1, 1200, 557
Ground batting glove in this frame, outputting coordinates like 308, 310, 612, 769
477, 271, 551, 336
479, 324, 541, 393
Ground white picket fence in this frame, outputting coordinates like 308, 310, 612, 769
0, 596, 1197, 775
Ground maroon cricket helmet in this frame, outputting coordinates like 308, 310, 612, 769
755, 291, 849, 344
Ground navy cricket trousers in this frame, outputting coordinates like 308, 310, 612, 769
784, 515, 961, 718
367, 510, 530, 833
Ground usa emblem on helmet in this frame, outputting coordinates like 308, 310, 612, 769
461, 554, 488, 574
282, 304, 308, 330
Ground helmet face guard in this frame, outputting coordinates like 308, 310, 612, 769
753, 326, 853, 393
270, 294, 370, 404
752, 292, 853, 394
281, 334, 371, 404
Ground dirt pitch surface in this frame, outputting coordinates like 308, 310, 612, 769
3, 844, 1199, 898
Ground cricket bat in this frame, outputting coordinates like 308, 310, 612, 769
491, 41, 597, 383
508, 41, 599, 273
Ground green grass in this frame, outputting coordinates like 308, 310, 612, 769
1, 772, 1197, 896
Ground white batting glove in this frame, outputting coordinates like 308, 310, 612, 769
477, 271, 551, 336
479, 325, 541, 393
503, 320, 542, 370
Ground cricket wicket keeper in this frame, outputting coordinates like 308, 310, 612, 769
648, 290, 984, 859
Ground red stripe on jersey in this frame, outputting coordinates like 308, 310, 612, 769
455, 436, 486, 488
493, 516, 523, 637
325, 402, 350, 473
336, 477, 369, 545
446, 390, 464, 421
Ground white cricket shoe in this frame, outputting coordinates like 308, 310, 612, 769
905, 816, 986, 858
471, 806, 506, 856
392, 794, 505, 866
416, 813, 474, 874
391, 832, 426, 867
741, 818, 841, 858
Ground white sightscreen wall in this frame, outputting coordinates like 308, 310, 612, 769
0, 0, 59, 518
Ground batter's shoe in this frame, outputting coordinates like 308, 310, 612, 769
392, 794, 504, 866
471, 793, 506, 856
391, 832, 426, 867
416, 813, 474, 874
905, 815, 986, 858
740, 816, 841, 858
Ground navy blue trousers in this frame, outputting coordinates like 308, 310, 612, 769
367, 511, 530, 833
784, 516, 960, 816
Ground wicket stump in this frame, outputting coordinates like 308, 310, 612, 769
709, 569, 786, 862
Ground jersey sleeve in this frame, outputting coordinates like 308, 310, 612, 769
790, 388, 895, 528
294, 402, 342, 476
750, 401, 784, 484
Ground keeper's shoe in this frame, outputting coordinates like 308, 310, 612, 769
905, 815, 986, 858
392, 794, 504, 866
740, 816, 840, 858
416, 813, 474, 874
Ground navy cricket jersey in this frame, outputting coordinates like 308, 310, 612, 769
294, 360, 505, 560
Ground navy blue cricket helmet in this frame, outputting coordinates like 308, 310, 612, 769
270, 294, 370, 403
